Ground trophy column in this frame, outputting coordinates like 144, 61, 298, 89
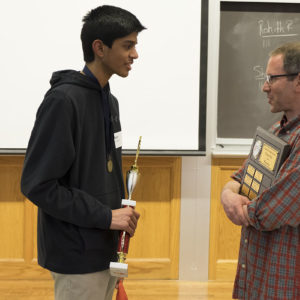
110, 137, 142, 278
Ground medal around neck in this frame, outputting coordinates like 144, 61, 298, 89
110, 137, 142, 278
107, 157, 113, 173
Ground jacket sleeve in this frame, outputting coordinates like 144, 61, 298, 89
247, 138, 300, 231
21, 91, 112, 229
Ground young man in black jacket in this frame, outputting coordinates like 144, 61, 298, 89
21, 5, 145, 300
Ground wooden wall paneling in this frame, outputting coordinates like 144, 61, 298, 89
0, 155, 181, 281
0, 156, 50, 280
0, 156, 24, 260
122, 156, 181, 279
209, 157, 245, 281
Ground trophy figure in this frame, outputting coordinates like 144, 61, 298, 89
110, 137, 142, 277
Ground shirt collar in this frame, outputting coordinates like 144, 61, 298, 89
82, 65, 110, 93
280, 114, 300, 130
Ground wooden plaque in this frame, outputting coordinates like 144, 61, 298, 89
240, 127, 291, 200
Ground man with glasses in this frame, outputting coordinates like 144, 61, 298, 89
221, 41, 300, 299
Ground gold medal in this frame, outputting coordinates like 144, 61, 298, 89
107, 159, 113, 173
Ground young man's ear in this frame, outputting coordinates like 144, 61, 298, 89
92, 39, 106, 58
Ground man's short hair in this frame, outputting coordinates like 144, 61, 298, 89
81, 5, 146, 63
271, 41, 300, 78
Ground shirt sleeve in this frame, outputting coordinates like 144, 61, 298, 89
21, 90, 112, 229
231, 160, 247, 183
247, 138, 300, 231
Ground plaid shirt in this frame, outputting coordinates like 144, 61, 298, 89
231, 115, 300, 300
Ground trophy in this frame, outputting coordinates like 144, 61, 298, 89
110, 136, 142, 277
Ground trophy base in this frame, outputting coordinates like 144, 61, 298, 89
121, 199, 136, 207
109, 262, 128, 278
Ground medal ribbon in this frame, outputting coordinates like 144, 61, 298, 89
82, 66, 113, 166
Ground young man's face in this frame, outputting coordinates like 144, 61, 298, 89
101, 32, 139, 78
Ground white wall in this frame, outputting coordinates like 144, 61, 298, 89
178, 0, 217, 280
179, 156, 211, 280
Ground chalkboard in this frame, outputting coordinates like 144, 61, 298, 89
218, 2, 300, 139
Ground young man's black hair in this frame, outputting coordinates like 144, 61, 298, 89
81, 5, 146, 62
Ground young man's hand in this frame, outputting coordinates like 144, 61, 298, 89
110, 207, 140, 236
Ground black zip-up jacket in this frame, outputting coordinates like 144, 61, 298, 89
21, 70, 125, 274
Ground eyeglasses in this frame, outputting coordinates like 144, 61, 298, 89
265, 73, 299, 85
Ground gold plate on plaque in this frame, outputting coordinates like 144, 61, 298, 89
251, 180, 260, 193
248, 190, 257, 200
247, 164, 255, 176
259, 143, 278, 172
244, 174, 252, 186
241, 184, 249, 196
254, 170, 263, 182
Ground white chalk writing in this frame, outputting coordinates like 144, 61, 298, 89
258, 19, 298, 38
253, 65, 265, 91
